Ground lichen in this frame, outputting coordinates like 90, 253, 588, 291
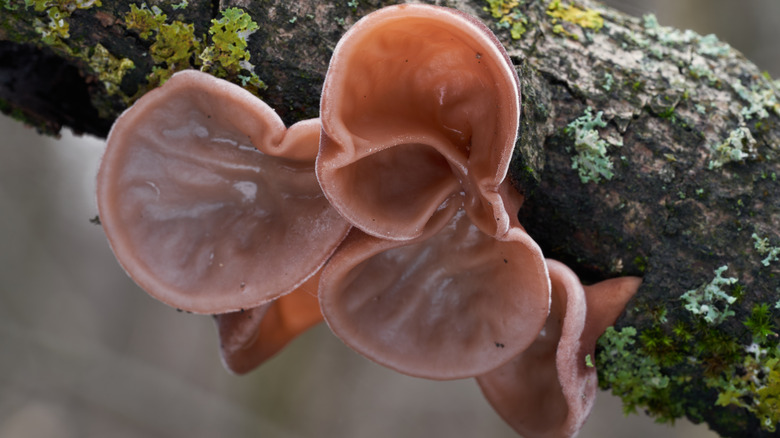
710, 343, 780, 432
564, 107, 622, 184
596, 326, 675, 417
483, 0, 528, 40
643, 13, 732, 61
87, 44, 136, 96
201, 8, 258, 76
13, 0, 137, 99
122, 4, 266, 95
688, 59, 717, 84
697, 33, 730, 58
708, 126, 756, 170
34, 6, 69, 44
601, 72, 614, 92
732, 79, 780, 121
125, 3, 166, 39
546, 0, 603, 39
124, 3, 201, 86
752, 233, 780, 267
643, 13, 697, 47
22, 0, 103, 46
680, 266, 738, 325
597, 255, 780, 432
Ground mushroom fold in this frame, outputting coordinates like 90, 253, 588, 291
97, 70, 350, 314
215, 273, 323, 374
476, 260, 641, 438
318, 4, 521, 241
316, 4, 550, 379
319, 202, 549, 380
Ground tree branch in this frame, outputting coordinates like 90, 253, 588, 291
3, 1, 780, 436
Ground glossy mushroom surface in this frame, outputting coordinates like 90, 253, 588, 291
318, 4, 521, 241
97, 70, 350, 314
319, 203, 550, 380
477, 260, 641, 438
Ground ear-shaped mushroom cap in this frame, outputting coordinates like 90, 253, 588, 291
476, 260, 641, 438
97, 70, 350, 314
318, 201, 549, 380
318, 4, 521, 241
214, 272, 323, 374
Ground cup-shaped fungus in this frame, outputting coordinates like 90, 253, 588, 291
316, 4, 549, 379
215, 273, 323, 374
319, 201, 549, 379
97, 70, 350, 314
477, 260, 641, 438
317, 4, 521, 241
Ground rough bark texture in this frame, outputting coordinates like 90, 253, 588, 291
3, 1, 780, 437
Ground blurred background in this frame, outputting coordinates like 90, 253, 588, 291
1, 1, 777, 437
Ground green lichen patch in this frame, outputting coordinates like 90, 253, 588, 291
596, 327, 680, 418
125, 3, 166, 39
7, 0, 137, 100
200, 7, 265, 93
564, 107, 622, 184
483, 0, 529, 40
87, 44, 135, 96
598, 262, 780, 432
124, 3, 201, 87
710, 344, 780, 432
34, 6, 69, 44
546, 0, 603, 40
20, 0, 103, 46
122, 4, 266, 95
201, 7, 257, 75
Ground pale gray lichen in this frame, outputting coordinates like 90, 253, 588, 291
708, 126, 756, 169
680, 266, 738, 325
564, 107, 622, 184
697, 33, 731, 58
752, 233, 780, 267
689, 59, 717, 83
643, 13, 697, 46
732, 80, 780, 120
644, 13, 730, 58
602, 72, 614, 91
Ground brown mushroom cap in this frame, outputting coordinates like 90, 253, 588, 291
97, 70, 350, 314
318, 4, 521, 241
318, 200, 549, 380
214, 272, 323, 374
476, 260, 641, 438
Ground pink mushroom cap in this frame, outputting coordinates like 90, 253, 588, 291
318, 200, 550, 380
477, 259, 641, 438
97, 70, 350, 314
317, 4, 521, 241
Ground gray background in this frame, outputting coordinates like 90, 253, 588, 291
2, 1, 777, 436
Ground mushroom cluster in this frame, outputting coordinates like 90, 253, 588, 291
96, 4, 641, 437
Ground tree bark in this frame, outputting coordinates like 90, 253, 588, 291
3, 1, 780, 437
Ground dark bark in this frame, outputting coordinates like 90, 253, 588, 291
3, 1, 780, 436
